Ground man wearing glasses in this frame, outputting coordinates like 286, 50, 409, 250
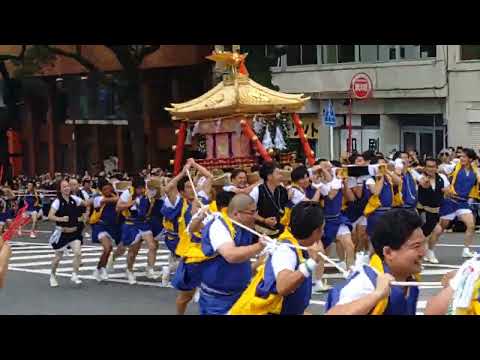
198, 193, 266, 315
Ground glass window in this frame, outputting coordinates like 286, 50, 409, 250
361, 114, 380, 128
420, 45, 436, 58
461, 45, 480, 60
338, 45, 355, 63
324, 45, 337, 64
359, 45, 378, 63
287, 45, 301, 66
301, 45, 317, 65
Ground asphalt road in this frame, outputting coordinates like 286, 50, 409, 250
0, 220, 475, 315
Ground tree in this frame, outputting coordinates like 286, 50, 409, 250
9, 45, 161, 173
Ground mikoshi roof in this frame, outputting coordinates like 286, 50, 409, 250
165, 51, 310, 121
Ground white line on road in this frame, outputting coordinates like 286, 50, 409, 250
9, 254, 170, 267
436, 244, 480, 248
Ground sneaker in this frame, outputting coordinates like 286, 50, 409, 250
93, 269, 102, 282
146, 267, 160, 280
50, 274, 59, 288
29, 231, 36, 239
107, 253, 115, 272
355, 252, 369, 267
161, 266, 170, 286
424, 249, 439, 264
71, 273, 82, 285
312, 280, 332, 293
462, 247, 477, 258
126, 270, 136, 285
100, 268, 109, 281
84, 232, 91, 239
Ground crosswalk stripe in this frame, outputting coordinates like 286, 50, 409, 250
55, 261, 169, 273
9, 254, 171, 267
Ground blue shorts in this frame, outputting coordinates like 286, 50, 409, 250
159, 229, 180, 255
150, 219, 164, 239
92, 223, 121, 245
439, 198, 470, 217
199, 286, 243, 315
121, 223, 151, 247
322, 215, 352, 248
172, 260, 204, 291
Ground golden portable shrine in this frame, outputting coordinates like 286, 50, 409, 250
165, 51, 315, 175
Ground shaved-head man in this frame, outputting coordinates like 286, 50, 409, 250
199, 193, 266, 315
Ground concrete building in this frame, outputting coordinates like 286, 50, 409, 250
269, 45, 480, 159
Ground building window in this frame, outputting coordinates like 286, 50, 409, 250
359, 45, 378, 63
420, 45, 436, 58
286, 45, 318, 66
361, 114, 380, 128
461, 45, 480, 60
338, 45, 356, 63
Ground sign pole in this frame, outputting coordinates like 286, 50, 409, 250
329, 126, 334, 160
348, 96, 353, 154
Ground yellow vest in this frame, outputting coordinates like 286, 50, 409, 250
364, 179, 395, 217
449, 162, 480, 200
369, 254, 421, 315
228, 229, 304, 315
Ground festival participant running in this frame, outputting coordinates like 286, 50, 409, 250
325, 209, 425, 315
417, 158, 450, 264
146, 179, 164, 272
429, 148, 480, 259
90, 178, 120, 282
114, 177, 156, 284
199, 193, 266, 315
392, 151, 421, 211
314, 160, 356, 272
344, 153, 370, 265
249, 162, 289, 238
173, 190, 235, 315
161, 158, 213, 283
282, 165, 328, 292
223, 168, 262, 194
48, 180, 91, 287
20, 181, 42, 238
364, 157, 402, 239
229, 201, 325, 315
69, 179, 90, 240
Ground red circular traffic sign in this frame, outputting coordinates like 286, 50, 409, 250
350, 73, 373, 99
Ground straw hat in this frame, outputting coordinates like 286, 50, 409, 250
115, 181, 132, 191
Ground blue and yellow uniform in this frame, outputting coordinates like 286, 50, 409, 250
148, 197, 164, 241
160, 192, 209, 256
229, 229, 312, 315
322, 183, 352, 248
364, 177, 394, 238
325, 254, 419, 315
23, 191, 41, 213
199, 212, 255, 315
440, 163, 479, 218
120, 191, 153, 247
90, 194, 121, 245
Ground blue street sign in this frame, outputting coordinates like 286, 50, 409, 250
323, 100, 336, 127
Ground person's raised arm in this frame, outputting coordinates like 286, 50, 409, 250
190, 159, 214, 196
164, 163, 191, 205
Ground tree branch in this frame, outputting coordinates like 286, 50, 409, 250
138, 45, 160, 60
40, 45, 101, 73
0, 45, 26, 62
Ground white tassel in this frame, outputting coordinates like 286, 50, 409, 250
262, 126, 273, 149
192, 121, 200, 137
274, 125, 287, 150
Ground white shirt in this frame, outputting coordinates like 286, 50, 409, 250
163, 190, 209, 209
208, 217, 234, 252
365, 178, 376, 187
249, 185, 260, 204
418, 173, 450, 191
271, 244, 298, 278
289, 187, 306, 206
223, 185, 237, 193
50, 195, 83, 212
119, 190, 140, 210
336, 267, 376, 305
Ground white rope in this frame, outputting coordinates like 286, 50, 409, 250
184, 166, 439, 287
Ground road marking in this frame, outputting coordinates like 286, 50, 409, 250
9, 254, 170, 267
436, 244, 480, 248
8, 266, 174, 288
55, 261, 169, 273
422, 263, 460, 269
